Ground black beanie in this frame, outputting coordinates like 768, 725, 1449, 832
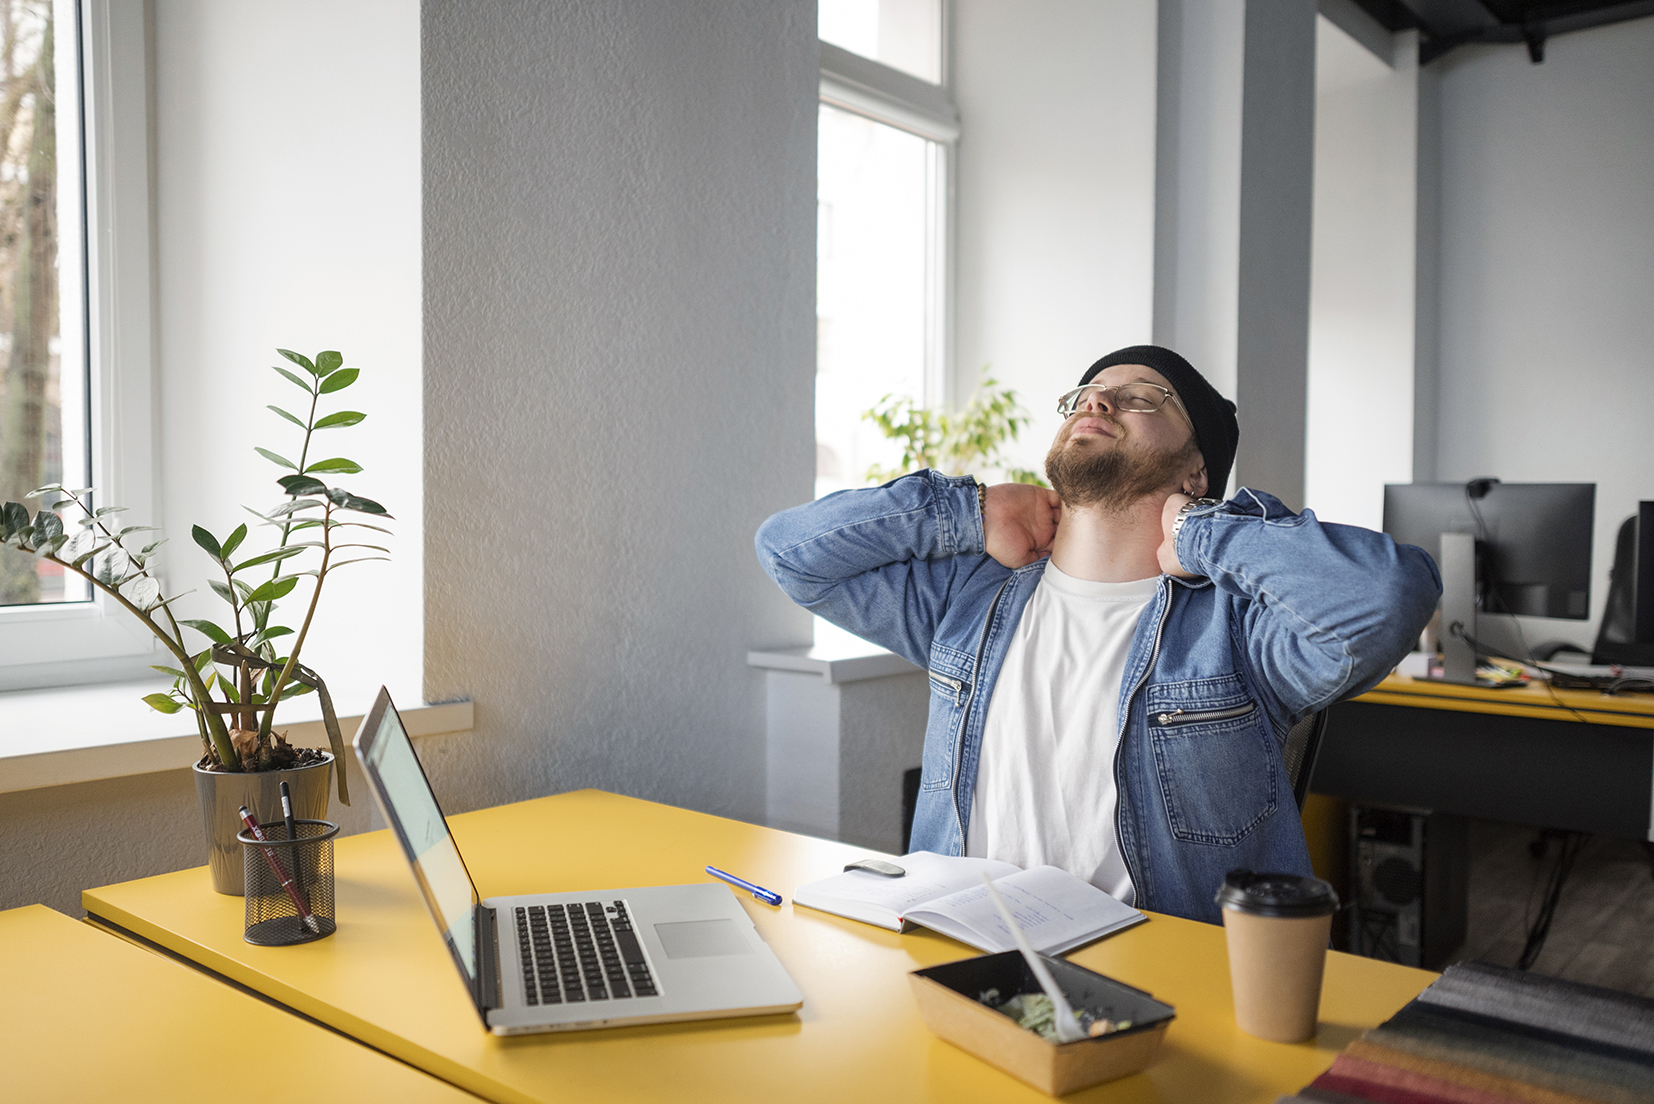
1078, 345, 1239, 497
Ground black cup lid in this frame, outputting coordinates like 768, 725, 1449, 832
1214, 869, 1339, 918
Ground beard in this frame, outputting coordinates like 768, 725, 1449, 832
1045, 426, 1202, 512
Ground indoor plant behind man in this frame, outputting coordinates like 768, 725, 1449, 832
755, 345, 1440, 924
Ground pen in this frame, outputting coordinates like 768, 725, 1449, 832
279, 780, 300, 856
239, 804, 321, 934
705, 865, 783, 906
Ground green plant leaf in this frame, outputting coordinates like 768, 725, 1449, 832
317, 366, 357, 393
272, 365, 313, 391
335, 543, 391, 554
26, 483, 64, 497
2, 501, 28, 537
221, 524, 249, 559
193, 648, 215, 673
93, 505, 128, 516
329, 556, 391, 569
315, 350, 344, 374
254, 447, 298, 471
267, 405, 307, 429
126, 576, 162, 610
313, 410, 365, 430
142, 693, 183, 714
32, 510, 64, 544
280, 681, 316, 700
278, 474, 328, 497
116, 525, 160, 538
324, 487, 391, 516
180, 618, 232, 645
139, 537, 167, 557
209, 579, 236, 607
191, 525, 222, 559
245, 576, 300, 604
149, 665, 186, 678
233, 545, 313, 572
278, 348, 320, 375
248, 626, 294, 648
304, 457, 362, 475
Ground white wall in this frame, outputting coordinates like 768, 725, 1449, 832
154, 0, 423, 700
1, 0, 420, 916
951, 0, 1159, 475
420, 1, 817, 823
1304, 20, 1418, 531
1432, 17, 1654, 651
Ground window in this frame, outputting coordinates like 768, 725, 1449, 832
0, 0, 157, 689
0, 0, 87, 608
815, 0, 956, 500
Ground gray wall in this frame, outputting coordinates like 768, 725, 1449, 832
1431, 17, 1654, 651
420, 1, 818, 821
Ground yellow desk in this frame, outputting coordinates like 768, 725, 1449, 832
1, 904, 481, 1103
1321, 674, 1654, 840
84, 790, 1435, 1104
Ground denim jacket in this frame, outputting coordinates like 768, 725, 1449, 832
756, 471, 1441, 924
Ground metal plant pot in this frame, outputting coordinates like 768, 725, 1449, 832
192, 755, 334, 895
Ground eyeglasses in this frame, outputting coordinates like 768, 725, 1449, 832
1057, 382, 1194, 432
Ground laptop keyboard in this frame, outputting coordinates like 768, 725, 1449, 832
514, 900, 658, 1005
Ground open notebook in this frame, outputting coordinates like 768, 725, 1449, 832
793, 852, 1145, 955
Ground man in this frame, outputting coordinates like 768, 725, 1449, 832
756, 345, 1439, 924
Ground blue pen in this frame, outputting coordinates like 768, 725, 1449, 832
705, 865, 783, 906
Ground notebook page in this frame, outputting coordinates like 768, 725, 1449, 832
793, 852, 1020, 931
904, 865, 1144, 953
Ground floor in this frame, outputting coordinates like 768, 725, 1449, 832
1446, 818, 1654, 998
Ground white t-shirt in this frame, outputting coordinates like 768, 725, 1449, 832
964, 561, 1159, 905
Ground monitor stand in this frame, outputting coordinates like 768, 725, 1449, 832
1438, 532, 1479, 685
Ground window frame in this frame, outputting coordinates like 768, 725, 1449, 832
0, 0, 158, 691
818, 22, 958, 412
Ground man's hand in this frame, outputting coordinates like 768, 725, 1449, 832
1158, 493, 1200, 579
983, 483, 1061, 569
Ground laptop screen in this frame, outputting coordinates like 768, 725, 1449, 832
356, 693, 480, 988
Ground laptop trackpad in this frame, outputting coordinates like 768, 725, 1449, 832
654, 919, 753, 958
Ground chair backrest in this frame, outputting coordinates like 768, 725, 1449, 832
1283, 709, 1328, 811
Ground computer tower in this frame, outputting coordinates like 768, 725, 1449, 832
1347, 804, 1468, 970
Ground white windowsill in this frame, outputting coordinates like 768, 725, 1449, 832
1, 677, 472, 794
747, 620, 921, 684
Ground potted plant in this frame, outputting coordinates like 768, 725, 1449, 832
862, 374, 1047, 487
1, 348, 391, 893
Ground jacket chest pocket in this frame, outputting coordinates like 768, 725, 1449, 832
1145, 674, 1277, 846
921, 648, 973, 791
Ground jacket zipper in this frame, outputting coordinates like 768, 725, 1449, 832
953, 576, 1013, 839
1113, 579, 1174, 906
928, 671, 966, 705
1153, 702, 1257, 727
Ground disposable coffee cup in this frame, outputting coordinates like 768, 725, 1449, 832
1215, 869, 1339, 1043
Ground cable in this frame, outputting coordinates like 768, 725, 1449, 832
1517, 830, 1588, 970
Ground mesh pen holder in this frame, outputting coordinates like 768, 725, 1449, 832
237, 818, 339, 946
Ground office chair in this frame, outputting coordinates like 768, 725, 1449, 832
1283, 709, 1329, 811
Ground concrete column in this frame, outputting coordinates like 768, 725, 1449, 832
1155, 0, 1318, 509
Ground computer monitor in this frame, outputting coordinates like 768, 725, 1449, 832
1383, 482, 1594, 620
1383, 481, 1595, 684
1593, 502, 1654, 667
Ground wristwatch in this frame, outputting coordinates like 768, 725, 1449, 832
1171, 497, 1223, 542
974, 478, 987, 520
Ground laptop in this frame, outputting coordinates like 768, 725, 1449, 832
352, 687, 804, 1035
